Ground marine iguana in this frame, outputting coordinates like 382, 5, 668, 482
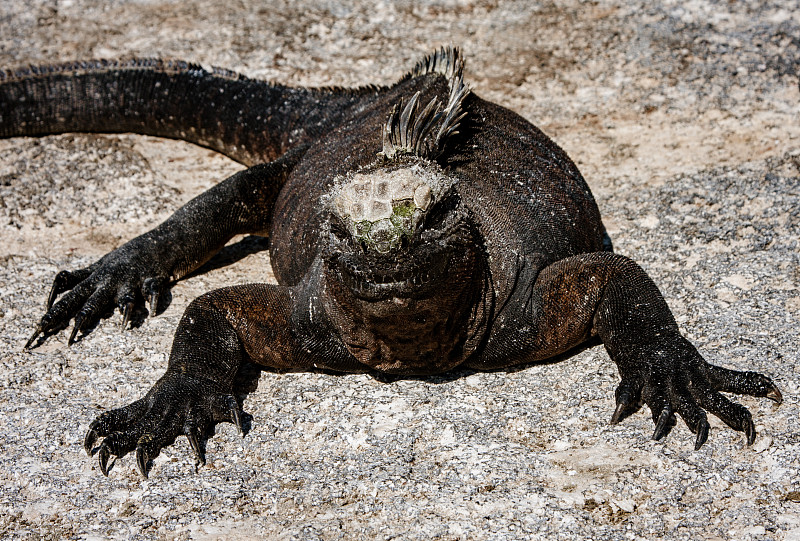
0, 47, 782, 477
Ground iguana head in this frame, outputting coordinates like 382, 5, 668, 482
322, 55, 474, 304
322, 156, 487, 373
323, 156, 476, 302
325, 46, 472, 264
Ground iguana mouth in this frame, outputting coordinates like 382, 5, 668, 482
335, 248, 451, 300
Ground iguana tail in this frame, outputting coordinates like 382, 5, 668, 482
0, 58, 377, 165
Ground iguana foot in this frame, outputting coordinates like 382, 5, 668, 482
84, 373, 248, 477
610, 335, 781, 449
23, 232, 175, 348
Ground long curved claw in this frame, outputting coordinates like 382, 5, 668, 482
24, 325, 42, 350
135, 445, 150, 479
148, 291, 159, 317
47, 270, 77, 310
67, 314, 84, 345
84, 428, 99, 456
185, 428, 206, 467
610, 388, 637, 425
47, 273, 67, 310
610, 401, 626, 425
227, 396, 243, 436
143, 277, 166, 318
652, 406, 675, 441
120, 300, 135, 330
694, 419, 710, 450
766, 385, 783, 405
98, 442, 112, 476
744, 417, 756, 446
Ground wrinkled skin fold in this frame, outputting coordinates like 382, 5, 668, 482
0, 48, 781, 477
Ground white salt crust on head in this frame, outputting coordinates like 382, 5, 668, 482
331, 161, 453, 223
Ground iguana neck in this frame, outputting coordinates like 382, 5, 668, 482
321, 240, 491, 375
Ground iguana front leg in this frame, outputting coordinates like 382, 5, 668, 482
85, 284, 292, 476
84, 280, 358, 477
471, 252, 782, 447
25, 148, 305, 347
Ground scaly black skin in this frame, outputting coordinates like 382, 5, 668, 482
0, 50, 781, 477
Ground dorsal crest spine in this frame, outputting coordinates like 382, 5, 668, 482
381, 47, 470, 161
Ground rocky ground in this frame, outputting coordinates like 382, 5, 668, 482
0, 0, 798, 539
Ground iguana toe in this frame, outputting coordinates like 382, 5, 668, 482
67, 314, 84, 345
120, 298, 135, 330
98, 441, 112, 476
694, 419, 710, 450
143, 276, 167, 317
184, 427, 206, 467
744, 417, 756, 446
224, 395, 244, 436
84, 428, 99, 456
47, 268, 91, 310
766, 385, 783, 404
135, 443, 151, 478
651, 406, 675, 442
610, 383, 641, 425
23, 325, 42, 350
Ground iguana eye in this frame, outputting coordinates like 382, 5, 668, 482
423, 199, 449, 230
422, 191, 459, 232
